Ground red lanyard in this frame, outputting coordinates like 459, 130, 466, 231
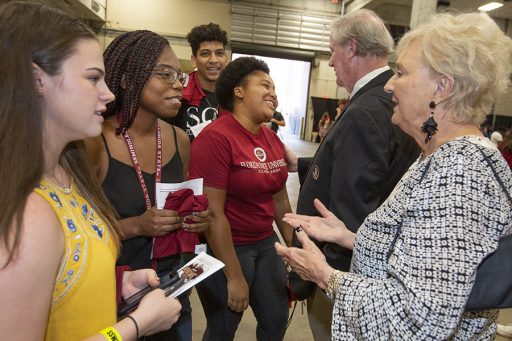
122, 123, 162, 209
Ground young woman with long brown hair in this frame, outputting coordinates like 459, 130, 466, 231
0, 2, 181, 340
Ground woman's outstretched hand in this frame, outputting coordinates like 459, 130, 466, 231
283, 199, 355, 250
274, 226, 332, 290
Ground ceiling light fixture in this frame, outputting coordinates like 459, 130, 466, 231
478, 2, 504, 12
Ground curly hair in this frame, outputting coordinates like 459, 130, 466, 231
186, 22, 228, 56
215, 57, 270, 112
397, 12, 512, 125
330, 9, 393, 57
103, 30, 169, 134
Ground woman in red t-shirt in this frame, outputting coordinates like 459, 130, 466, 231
189, 57, 293, 341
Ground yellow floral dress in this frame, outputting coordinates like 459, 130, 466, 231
35, 178, 117, 340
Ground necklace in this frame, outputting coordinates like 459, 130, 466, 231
205, 96, 217, 110
45, 175, 72, 194
204, 92, 219, 118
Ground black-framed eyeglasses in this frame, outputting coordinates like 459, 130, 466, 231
152, 67, 189, 87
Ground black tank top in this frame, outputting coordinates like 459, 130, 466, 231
101, 126, 184, 269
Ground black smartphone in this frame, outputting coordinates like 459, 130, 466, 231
118, 270, 180, 319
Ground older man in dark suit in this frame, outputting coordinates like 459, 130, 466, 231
291, 9, 419, 340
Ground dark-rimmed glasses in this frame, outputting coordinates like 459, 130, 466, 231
152, 67, 189, 87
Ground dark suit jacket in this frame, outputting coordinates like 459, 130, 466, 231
296, 69, 419, 272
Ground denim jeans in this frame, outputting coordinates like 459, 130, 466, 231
195, 233, 288, 341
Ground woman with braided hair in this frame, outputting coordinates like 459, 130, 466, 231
85, 30, 210, 340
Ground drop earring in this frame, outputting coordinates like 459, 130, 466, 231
421, 101, 438, 143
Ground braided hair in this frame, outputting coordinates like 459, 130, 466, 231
103, 30, 169, 134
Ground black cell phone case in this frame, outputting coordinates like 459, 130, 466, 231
118, 270, 180, 318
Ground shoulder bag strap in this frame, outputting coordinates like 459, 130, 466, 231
477, 147, 512, 204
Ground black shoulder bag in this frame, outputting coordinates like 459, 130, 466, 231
387, 147, 512, 312
465, 148, 512, 311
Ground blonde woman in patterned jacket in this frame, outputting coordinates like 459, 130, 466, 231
276, 12, 512, 340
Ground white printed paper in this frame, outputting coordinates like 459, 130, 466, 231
168, 251, 224, 298
155, 178, 203, 209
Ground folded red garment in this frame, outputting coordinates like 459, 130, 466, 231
152, 188, 208, 260
153, 230, 198, 259
163, 188, 208, 222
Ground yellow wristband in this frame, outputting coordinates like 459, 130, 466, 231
99, 326, 122, 341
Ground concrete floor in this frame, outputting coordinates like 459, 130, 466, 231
189, 131, 511, 340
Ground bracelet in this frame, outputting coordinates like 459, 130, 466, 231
126, 315, 139, 340
99, 326, 122, 341
326, 270, 344, 299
